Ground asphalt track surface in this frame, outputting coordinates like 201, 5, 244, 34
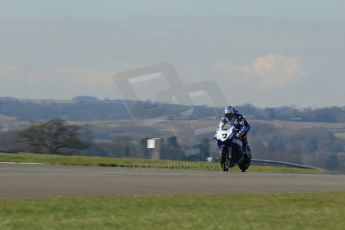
1, 164, 345, 200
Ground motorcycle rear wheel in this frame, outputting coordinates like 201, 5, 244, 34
237, 146, 252, 172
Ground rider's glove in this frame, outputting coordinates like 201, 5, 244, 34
236, 132, 243, 138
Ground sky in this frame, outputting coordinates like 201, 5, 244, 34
0, 0, 344, 107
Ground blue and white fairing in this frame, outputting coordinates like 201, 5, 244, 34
215, 123, 243, 160
215, 123, 241, 144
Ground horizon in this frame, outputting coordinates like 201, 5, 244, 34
1, 95, 344, 110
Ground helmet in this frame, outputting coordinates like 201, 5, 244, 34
224, 106, 236, 120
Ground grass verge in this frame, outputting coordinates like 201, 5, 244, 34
0, 153, 324, 174
1, 193, 345, 230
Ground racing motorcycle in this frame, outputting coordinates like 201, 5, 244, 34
215, 123, 252, 172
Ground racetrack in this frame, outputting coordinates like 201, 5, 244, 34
1, 164, 345, 200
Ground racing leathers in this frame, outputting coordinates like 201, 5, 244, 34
218, 112, 250, 156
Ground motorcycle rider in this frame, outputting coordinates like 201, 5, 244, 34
218, 105, 251, 157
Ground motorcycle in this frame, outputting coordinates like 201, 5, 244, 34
215, 123, 252, 172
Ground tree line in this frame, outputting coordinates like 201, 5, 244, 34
0, 119, 211, 162
1, 97, 345, 122
1, 118, 345, 171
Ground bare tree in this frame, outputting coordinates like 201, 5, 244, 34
18, 119, 89, 154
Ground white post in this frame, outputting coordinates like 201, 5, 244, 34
147, 138, 161, 160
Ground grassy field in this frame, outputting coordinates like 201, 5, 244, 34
0, 153, 324, 174
1, 193, 345, 230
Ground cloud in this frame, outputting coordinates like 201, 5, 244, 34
215, 54, 305, 88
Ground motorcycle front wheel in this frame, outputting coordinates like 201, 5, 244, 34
220, 146, 229, 171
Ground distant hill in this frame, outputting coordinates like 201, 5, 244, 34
1, 96, 345, 122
